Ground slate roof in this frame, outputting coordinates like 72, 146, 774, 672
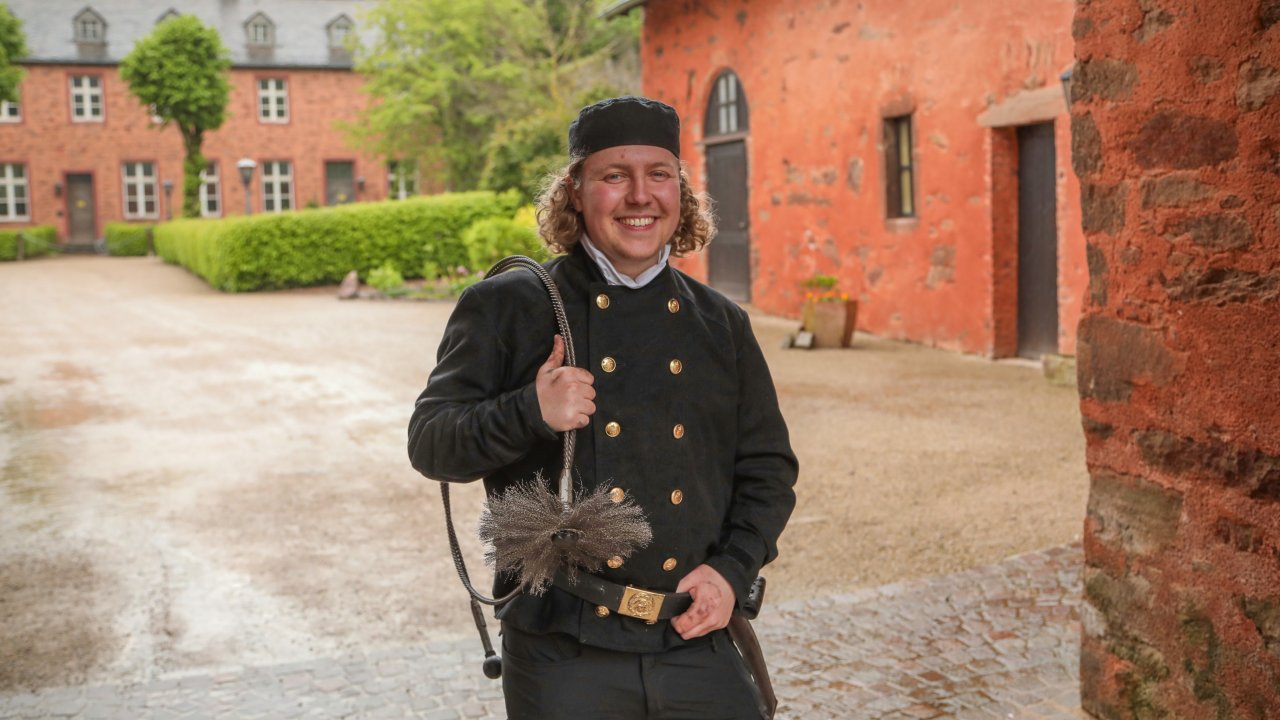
7, 0, 376, 68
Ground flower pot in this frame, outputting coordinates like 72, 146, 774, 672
803, 299, 858, 348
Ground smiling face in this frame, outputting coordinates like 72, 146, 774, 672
570, 145, 682, 279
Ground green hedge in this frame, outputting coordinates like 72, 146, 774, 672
105, 223, 151, 256
154, 191, 523, 292
462, 216, 547, 273
0, 226, 59, 261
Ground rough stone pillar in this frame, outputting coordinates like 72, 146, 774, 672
1071, 0, 1280, 717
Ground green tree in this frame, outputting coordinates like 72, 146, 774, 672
0, 3, 30, 103
120, 15, 231, 218
355, 0, 639, 196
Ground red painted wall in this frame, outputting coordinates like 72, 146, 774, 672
641, 0, 1086, 356
1073, 0, 1280, 716
0, 64, 386, 239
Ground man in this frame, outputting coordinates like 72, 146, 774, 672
408, 96, 797, 719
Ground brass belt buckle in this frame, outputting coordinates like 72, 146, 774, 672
618, 585, 665, 623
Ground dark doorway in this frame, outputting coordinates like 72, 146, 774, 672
1016, 122, 1059, 359
66, 173, 96, 246
703, 70, 751, 302
325, 161, 355, 206
706, 141, 750, 301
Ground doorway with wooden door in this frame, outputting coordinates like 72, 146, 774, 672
704, 70, 751, 302
1016, 122, 1059, 359
65, 173, 96, 247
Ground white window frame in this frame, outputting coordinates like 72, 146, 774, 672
261, 161, 293, 213
0, 163, 30, 222
387, 161, 418, 200
0, 99, 19, 123
121, 162, 159, 220
199, 162, 221, 218
70, 75, 104, 122
716, 73, 739, 134
257, 78, 288, 123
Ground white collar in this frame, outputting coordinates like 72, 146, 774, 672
579, 234, 671, 289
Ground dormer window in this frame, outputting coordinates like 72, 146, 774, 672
157, 9, 180, 25
74, 8, 107, 43
327, 15, 354, 49
245, 12, 275, 46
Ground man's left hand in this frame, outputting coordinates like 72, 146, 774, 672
671, 564, 735, 640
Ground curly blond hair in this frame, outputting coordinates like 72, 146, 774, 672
535, 157, 716, 256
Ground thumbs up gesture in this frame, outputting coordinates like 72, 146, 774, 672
536, 335, 596, 432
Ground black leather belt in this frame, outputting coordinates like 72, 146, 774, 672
553, 569, 693, 623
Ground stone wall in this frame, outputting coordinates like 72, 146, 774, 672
1073, 0, 1280, 717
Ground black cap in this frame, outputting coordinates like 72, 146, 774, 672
568, 96, 681, 159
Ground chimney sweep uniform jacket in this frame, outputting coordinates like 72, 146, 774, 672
408, 246, 798, 654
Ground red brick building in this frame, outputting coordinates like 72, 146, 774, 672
0, 0, 401, 248
611, 0, 1085, 357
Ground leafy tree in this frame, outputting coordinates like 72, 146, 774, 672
120, 15, 231, 218
355, 0, 640, 196
0, 3, 29, 103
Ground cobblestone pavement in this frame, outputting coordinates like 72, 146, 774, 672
0, 544, 1084, 720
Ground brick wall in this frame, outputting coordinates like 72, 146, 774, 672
642, 0, 1087, 355
1073, 0, 1280, 716
0, 63, 386, 240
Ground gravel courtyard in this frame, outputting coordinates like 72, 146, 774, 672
0, 256, 1088, 693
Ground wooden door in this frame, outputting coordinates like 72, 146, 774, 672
1016, 122, 1059, 358
66, 174, 96, 246
706, 140, 750, 302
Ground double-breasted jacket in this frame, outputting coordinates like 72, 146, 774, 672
408, 247, 798, 653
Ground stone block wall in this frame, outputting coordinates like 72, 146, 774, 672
1072, 0, 1280, 717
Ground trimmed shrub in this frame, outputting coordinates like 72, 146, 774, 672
367, 260, 406, 296
463, 216, 546, 273
0, 225, 59, 261
154, 190, 523, 292
104, 223, 151, 256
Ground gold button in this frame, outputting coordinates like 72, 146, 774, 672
667, 298, 680, 313
608, 555, 624, 569
605, 421, 621, 437
672, 423, 685, 439
671, 489, 684, 505
597, 294, 611, 309
601, 356, 617, 373
595, 605, 610, 617
609, 487, 625, 503
669, 359, 683, 375
663, 558, 678, 572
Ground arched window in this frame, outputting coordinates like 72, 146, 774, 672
704, 71, 749, 137
73, 8, 107, 43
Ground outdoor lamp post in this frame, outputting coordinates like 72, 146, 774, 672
237, 158, 257, 216
162, 179, 174, 220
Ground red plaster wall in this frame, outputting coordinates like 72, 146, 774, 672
0, 64, 385, 240
642, 0, 1086, 356
1073, 0, 1280, 716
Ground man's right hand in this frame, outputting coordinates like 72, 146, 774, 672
536, 335, 596, 431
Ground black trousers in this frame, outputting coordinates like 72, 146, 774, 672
501, 624, 769, 720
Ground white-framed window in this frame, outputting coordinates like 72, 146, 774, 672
246, 13, 275, 46
261, 161, 293, 213
0, 164, 30, 221
199, 162, 221, 217
387, 161, 418, 200
257, 78, 288, 123
74, 8, 107, 43
148, 103, 164, 125
122, 162, 159, 219
70, 75, 104, 122
0, 100, 19, 123
327, 15, 354, 48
